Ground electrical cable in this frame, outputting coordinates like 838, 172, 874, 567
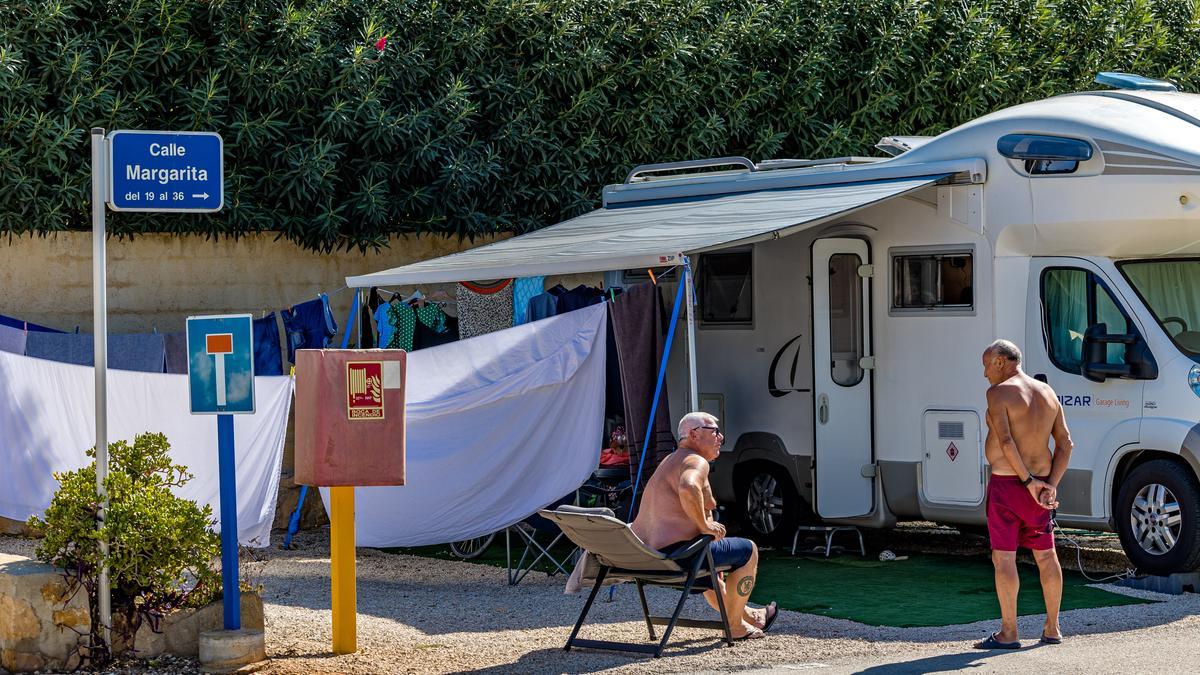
1051, 516, 1135, 583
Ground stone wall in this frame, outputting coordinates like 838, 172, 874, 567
0, 554, 90, 672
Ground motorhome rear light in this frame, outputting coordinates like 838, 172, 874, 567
1189, 364, 1200, 398
997, 134, 1093, 161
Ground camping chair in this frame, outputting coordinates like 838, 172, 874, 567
505, 492, 579, 586
578, 467, 633, 512
542, 505, 735, 657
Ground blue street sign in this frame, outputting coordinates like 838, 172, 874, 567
108, 130, 223, 212
186, 314, 255, 415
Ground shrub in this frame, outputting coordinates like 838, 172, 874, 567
27, 432, 222, 666
3, 0, 1200, 250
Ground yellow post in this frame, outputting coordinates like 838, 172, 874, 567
330, 486, 357, 654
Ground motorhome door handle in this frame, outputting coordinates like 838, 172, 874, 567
818, 394, 829, 424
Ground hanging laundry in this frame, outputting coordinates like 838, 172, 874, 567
512, 276, 545, 326
359, 287, 381, 349
413, 314, 459, 350
526, 293, 559, 322
556, 284, 605, 314
0, 324, 27, 355
610, 282, 677, 480
164, 332, 189, 374
253, 313, 284, 376
374, 302, 395, 349
382, 300, 449, 351
24, 332, 167, 372
456, 280, 514, 339
0, 314, 62, 334
281, 294, 338, 364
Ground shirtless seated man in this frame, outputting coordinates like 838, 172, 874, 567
976, 339, 1074, 650
631, 412, 778, 640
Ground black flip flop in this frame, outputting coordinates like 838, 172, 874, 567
761, 602, 779, 633
1039, 633, 1063, 645
973, 632, 1021, 650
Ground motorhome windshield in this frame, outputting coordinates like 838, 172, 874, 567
1119, 259, 1200, 359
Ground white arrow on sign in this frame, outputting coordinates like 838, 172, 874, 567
192, 192, 210, 199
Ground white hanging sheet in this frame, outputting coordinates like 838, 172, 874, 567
321, 303, 607, 547
0, 350, 293, 547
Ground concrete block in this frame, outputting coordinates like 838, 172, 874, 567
0, 554, 90, 673
135, 591, 264, 659
198, 629, 266, 673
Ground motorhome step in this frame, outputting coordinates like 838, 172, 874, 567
1117, 572, 1200, 595
791, 526, 866, 558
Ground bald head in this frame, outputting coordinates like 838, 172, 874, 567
984, 339, 1022, 365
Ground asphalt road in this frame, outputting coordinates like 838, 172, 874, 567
729, 585, 1200, 674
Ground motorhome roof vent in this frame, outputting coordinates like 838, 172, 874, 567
937, 421, 965, 439
875, 136, 933, 156
1095, 72, 1178, 92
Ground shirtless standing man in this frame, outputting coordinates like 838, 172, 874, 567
976, 339, 1074, 650
631, 412, 778, 640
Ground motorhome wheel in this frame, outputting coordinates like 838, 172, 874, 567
737, 465, 800, 542
1115, 459, 1200, 575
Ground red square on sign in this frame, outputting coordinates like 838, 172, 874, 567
206, 333, 233, 354
347, 361, 385, 420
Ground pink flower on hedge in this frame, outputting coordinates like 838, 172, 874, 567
375, 36, 388, 52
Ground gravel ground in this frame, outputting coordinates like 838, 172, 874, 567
3, 528, 1193, 674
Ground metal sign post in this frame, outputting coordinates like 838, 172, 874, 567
90, 128, 112, 648
187, 314, 255, 631
90, 128, 224, 648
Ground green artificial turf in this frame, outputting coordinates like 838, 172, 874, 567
388, 542, 1149, 628
749, 551, 1149, 627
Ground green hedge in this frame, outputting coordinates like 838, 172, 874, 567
2, 0, 1198, 251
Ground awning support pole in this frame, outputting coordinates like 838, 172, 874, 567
683, 257, 699, 410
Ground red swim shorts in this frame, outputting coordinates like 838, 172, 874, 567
986, 475, 1054, 551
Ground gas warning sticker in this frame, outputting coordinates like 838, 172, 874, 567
346, 361, 384, 420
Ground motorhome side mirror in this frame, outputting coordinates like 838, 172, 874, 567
1080, 323, 1157, 382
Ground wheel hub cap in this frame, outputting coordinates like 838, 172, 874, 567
1131, 483, 1182, 556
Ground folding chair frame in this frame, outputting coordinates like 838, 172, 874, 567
505, 524, 576, 586
564, 536, 734, 657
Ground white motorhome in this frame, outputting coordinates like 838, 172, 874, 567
349, 73, 1200, 574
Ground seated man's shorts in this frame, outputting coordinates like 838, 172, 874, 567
987, 475, 1054, 551
661, 536, 756, 569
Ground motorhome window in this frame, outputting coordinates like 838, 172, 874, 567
892, 252, 973, 311
1024, 159, 1079, 175
828, 253, 865, 386
1119, 259, 1200, 358
1041, 268, 1133, 373
698, 251, 752, 325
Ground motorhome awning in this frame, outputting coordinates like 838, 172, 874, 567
346, 174, 946, 287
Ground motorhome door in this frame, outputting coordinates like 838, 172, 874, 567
812, 238, 875, 518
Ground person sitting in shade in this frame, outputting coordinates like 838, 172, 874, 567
599, 425, 630, 467
631, 412, 778, 640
